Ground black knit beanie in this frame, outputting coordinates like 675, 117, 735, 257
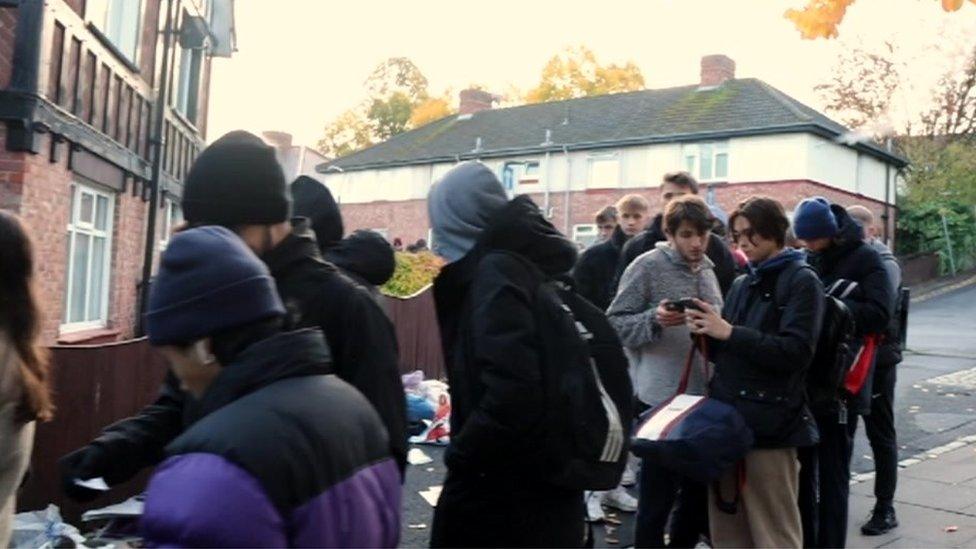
182, 130, 291, 226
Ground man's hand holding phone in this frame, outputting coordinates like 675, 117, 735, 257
656, 299, 687, 327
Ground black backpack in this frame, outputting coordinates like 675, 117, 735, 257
532, 277, 634, 491
775, 264, 857, 412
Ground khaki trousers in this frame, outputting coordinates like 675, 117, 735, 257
709, 447, 802, 548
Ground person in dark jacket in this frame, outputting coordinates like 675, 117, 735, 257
846, 205, 903, 536
686, 196, 824, 548
290, 175, 396, 290
574, 195, 649, 310
60, 132, 407, 502
615, 172, 737, 297
140, 226, 400, 547
427, 161, 587, 548
794, 197, 893, 549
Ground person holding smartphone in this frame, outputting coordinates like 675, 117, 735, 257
607, 195, 723, 548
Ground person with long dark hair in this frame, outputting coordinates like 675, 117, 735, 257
0, 211, 54, 546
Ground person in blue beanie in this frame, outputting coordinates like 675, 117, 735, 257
140, 226, 401, 547
793, 196, 893, 549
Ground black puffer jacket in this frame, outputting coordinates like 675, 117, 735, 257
615, 213, 737, 297
262, 220, 407, 472
806, 205, 893, 416
707, 250, 824, 448
433, 195, 579, 480
572, 225, 630, 310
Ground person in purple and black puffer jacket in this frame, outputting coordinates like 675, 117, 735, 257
140, 225, 401, 547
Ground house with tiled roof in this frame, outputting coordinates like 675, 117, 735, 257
317, 55, 907, 248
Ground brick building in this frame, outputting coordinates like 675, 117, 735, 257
0, 0, 234, 344
317, 55, 908, 249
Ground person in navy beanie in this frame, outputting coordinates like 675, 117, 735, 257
140, 226, 401, 547
794, 196, 893, 548
59, 132, 406, 505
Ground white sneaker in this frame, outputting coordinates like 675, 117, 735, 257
585, 491, 606, 523
602, 486, 638, 513
620, 458, 638, 487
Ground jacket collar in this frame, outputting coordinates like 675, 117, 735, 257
261, 218, 329, 277
188, 329, 332, 422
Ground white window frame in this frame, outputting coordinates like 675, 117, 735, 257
682, 141, 730, 182
62, 182, 115, 333
572, 223, 599, 249
159, 199, 183, 251
87, 0, 144, 64
587, 152, 620, 189
175, 44, 203, 122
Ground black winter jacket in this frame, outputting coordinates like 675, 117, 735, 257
707, 251, 824, 448
615, 213, 737, 297
806, 206, 893, 416
572, 225, 630, 310
433, 195, 580, 482
85, 221, 407, 481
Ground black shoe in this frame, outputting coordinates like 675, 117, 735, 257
861, 506, 898, 536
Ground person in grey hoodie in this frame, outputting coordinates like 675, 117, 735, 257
607, 195, 723, 548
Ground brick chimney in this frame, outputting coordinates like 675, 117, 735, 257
459, 89, 495, 115
700, 55, 736, 87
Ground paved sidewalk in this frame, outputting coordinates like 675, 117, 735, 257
847, 437, 976, 548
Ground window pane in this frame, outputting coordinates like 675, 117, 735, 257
69, 233, 91, 323
68, 184, 77, 224
88, 236, 107, 321
63, 231, 73, 324
105, 0, 140, 60
700, 153, 713, 180
80, 192, 94, 224
95, 195, 109, 230
524, 162, 540, 176
176, 47, 192, 114
715, 153, 728, 178
684, 155, 695, 173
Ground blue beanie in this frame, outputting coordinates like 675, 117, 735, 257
146, 226, 285, 345
793, 197, 839, 240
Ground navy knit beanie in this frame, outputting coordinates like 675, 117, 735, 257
182, 131, 291, 226
793, 197, 839, 240
146, 226, 285, 345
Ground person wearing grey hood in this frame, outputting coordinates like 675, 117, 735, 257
428, 162, 588, 547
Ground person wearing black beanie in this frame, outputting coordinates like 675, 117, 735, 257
59, 132, 408, 502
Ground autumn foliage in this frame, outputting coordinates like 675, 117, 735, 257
787, 0, 976, 39
380, 251, 444, 298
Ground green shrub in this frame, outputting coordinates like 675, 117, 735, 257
381, 251, 445, 298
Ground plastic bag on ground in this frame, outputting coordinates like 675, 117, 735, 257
11, 505, 87, 548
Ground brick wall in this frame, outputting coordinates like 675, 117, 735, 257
2, 130, 150, 344
0, 6, 16, 90
337, 179, 895, 248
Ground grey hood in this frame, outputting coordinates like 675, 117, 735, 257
427, 162, 509, 263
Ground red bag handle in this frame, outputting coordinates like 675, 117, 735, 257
676, 335, 709, 395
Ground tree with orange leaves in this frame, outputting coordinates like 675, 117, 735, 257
787, 0, 976, 39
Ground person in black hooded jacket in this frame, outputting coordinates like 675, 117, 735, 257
427, 162, 587, 548
614, 172, 737, 297
793, 197, 893, 549
59, 133, 407, 503
290, 176, 397, 300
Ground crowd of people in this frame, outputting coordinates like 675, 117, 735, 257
0, 129, 906, 548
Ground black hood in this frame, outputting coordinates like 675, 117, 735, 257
260, 218, 327, 277
190, 329, 332, 421
644, 213, 666, 243
479, 195, 578, 276
324, 230, 396, 286
811, 204, 866, 271
290, 176, 343, 250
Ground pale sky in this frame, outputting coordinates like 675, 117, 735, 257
207, 0, 976, 147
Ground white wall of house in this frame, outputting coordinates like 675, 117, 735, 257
321, 132, 897, 205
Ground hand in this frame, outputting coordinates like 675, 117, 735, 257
60, 446, 111, 503
685, 299, 733, 340
656, 300, 686, 327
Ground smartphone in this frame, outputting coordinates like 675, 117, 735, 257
677, 298, 703, 312
663, 300, 685, 312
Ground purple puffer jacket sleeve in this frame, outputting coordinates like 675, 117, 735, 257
141, 453, 286, 547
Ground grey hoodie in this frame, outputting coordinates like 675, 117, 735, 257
607, 242, 723, 406
427, 162, 509, 263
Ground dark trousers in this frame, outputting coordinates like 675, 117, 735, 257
635, 459, 708, 548
799, 413, 857, 548
855, 364, 898, 507
430, 470, 585, 548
